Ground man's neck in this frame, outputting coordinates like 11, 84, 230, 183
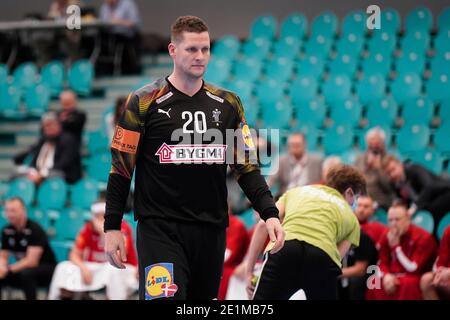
168, 72, 203, 97
14, 217, 27, 231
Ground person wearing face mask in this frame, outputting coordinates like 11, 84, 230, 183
48, 201, 138, 300
382, 155, 450, 236
367, 200, 437, 300
12, 112, 82, 184
246, 164, 366, 300
354, 127, 396, 211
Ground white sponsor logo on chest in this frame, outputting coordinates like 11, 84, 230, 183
155, 143, 227, 163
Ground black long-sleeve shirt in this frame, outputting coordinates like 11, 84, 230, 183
105, 78, 278, 231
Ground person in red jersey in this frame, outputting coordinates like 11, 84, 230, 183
420, 225, 450, 300
355, 195, 388, 248
368, 200, 437, 300
48, 201, 138, 299
217, 211, 249, 300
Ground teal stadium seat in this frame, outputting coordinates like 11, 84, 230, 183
405, 7, 433, 32
321, 74, 352, 104
380, 8, 401, 34
0, 85, 24, 119
396, 124, 430, 153
433, 27, 450, 57
255, 78, 285, 105
395, 51, 426, 75
6, 178, 35, 206
437, 7, 450, 30
341, 10, 366, 36
241, 37, 271, 60
12, 62, 38, 89
264, 57, 294, 82
294, 98, 326, 128
261, 99, 292, 129
87, 130, 110, 155
369, 208, 388, 225
272, 36, 301, 60
212, 35, 240, 60
241, 99, 259, 127
41, 61, 65, 97
204, 58, 231, 85
356, 74, 386, 104
400, 30, 430, 55
322, 125, 354, 154
250, 15, 277, 40
304, 34, 332, 59
334, 33, 364, 58
279, 13, 308, 40
367, 31, 397, 55
391, 72, 422, 104
328, 53, 358, 76
51, 240, 73, 263
0, 64, 8, 85
54, 208, 89, 241
223, 79, 253, 102
437, 212, 450, 240
70, 178, 99, 209
68, 59, 94, 95
86, 152, 112, 183
37, 178, 68, 210
361, 52, 392, 78
28, 208, 52, 234
401, 96, 434, 126
232, 57, 262, 83
430, 55, 450, 77
409, 149, 443, 174
438, 100, 450, 127
426, 72, 450, 103
412, 210, 434, 234
25, 84, 51, 118
433, 126, 450, 154
0, 182, 8, 202
289, 75, 318, 104
0, 207, 7, 230
295, 54, 325, 79
329, 97, 362, 128
310, 11, 338, 38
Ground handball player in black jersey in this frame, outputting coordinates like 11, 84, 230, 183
104, 15, 284, 300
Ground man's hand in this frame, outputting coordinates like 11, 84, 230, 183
433, 267, 450, 286
80, 267, 93, 285
383, 273, 399, 295
246, 273, 257, 300
387, 228, 400, 248
105, 230, 127, 269
265, 217, 285, 254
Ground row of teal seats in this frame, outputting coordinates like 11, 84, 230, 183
0, 60, 94, 98
0, 83, 50, 119
246, 7, 450, 43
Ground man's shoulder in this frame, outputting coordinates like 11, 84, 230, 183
133, 78, 171, 102
204, 82, 242, 110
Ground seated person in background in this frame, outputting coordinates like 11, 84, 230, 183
355, 195, 388, 248
57, 90, 86, 143
420, 225, 450, 300
0, 197, 56, 300
105, 95, 127, 141
48, 201, 138, 300
354, 127, 396, 211
383, 155, 450, 235
217, 209, 249, 300
368, 200, 437, 300
13, 112, 82, 184
48, 0, 81, 20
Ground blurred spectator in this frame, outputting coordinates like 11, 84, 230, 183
0, 197, 56, 300
217, 211, 249, 300
316, 156, 342, 184
355, 195, 388, 248
48, 0, 81, 20
420, 225, 450, 300
48, 201, 138, 300
382, 155, 450, 232
368, 200, 437, 300
105, 95, 127, 141
268, 132, 323, 197
354, 127, 396, 210
13, 112, 82, 184
57, 90, 86, 142
99, 0, 141, 74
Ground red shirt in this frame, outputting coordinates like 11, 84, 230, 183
436, 226, 450, 268
378, 224, 437, 276
361, 221, 388, 247
74, 221, 137, 266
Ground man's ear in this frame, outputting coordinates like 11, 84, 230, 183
168, 42, 176, 57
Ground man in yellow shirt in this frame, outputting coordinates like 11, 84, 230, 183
246, 164, 366, 300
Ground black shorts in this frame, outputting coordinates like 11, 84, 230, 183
253, 240, 341, 300
136, 217, 226, 300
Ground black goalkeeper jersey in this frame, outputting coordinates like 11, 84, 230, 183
105, 77, 278, 230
